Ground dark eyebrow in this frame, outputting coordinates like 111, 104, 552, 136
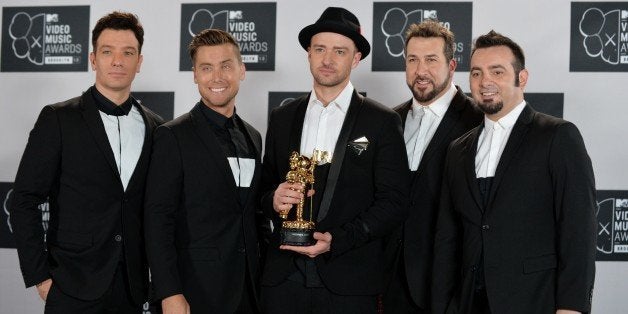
488, 64, 506, 70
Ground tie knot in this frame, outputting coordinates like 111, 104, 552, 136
415, 106, 426, 119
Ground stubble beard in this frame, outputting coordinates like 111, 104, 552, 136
313, 72, 346, 88
408, 73, 450, 103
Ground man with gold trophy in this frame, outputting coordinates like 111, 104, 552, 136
259, 7, 410, 313
279, 150, 329, 246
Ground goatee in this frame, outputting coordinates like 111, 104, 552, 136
475, 100, 503, 115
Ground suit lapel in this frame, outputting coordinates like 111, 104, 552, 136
485, 104, 534, 209
464, 125, 484, 212
396, 100, 412, 129
288, 95, 310, 153
317, 91, 363, 222
125, 101, 158, 191
189, 104, 239, 201
79, 91, 123, 187
241, 118, 261, 161
239, 117, 263, 209
415, 89, 466, 175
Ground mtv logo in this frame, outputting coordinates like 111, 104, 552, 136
423, 10, 437, 19
229, 10, 243, 19
617, 199, 628, 207
46, 14, 59, 23
621, 10, 628, 19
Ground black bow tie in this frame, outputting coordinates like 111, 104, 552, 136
90, 86, 133, 116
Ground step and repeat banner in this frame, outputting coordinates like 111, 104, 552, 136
1, 0, 627, 313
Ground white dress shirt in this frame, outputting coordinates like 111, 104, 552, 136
404, 83, 456, 171
475, 101, 526, 178
99, 105, 145, 190
299, 82, 354, 160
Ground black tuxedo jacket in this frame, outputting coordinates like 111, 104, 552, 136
432, 104, 596, 314
389, 86, 482, 308
10, 90, 163, 303
260, 90, 410, 295
144, 103, 262, 313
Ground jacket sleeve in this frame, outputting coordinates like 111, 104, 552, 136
550, 122, 596, 312
328, 112, 410, 257
259, 108, 282, 226
10, 106, 61, 287
144, 125, 184, 300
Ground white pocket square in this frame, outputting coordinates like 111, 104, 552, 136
348, 136, 369, 155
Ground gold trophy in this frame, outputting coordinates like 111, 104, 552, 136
279, 150, 329, 246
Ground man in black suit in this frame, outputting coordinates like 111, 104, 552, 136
383, 20, 482, 313
144, 29, 262, 314
10, 12, 163, 313
431, 30, 596, 314
260, 7, 409, 314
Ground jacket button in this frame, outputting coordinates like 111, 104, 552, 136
238, 247, 246, 253
115, 235, 122, 242
482, 225, 490, 230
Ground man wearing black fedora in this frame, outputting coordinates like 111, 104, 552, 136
260, 6, 410, 313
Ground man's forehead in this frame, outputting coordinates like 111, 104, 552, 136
471, 46, 515, 65
96, 29, 139, 46
311, 32, 356, 47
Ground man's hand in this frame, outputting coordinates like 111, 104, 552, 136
273, 182, 305, 214
36, 278, 52, 301
280, 232, 331, 258
556, 310, 581, 314
162, 294, 190, 314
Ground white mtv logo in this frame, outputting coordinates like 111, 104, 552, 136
229, 10, 243, 19
46, 14, 58, 22
423, 10, 437, 19
622, 10, 628, 19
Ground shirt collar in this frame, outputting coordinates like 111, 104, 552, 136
410, 82, 456, 119
309, 81, 354, 114
91, 85, 133, 116
199, 101, 238, 129
484, 100, 526, 130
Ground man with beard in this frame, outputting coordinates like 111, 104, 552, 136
431, 30, 596, 314
144, 29, 262, 313
383, 20, 481, 313
260, 7, 409, 313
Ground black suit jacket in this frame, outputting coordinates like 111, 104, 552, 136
260, 90, 410, 295
432, 104, 596, 314
144, 103, 262, 313
10, 90, 163, 303
388, 86, 482, 308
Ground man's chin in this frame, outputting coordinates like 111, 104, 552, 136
477, 101, 503, 115
412, 89, 436, 103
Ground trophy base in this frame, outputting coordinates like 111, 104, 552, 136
280, 227, 315, 246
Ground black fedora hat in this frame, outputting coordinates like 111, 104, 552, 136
298, 7, 371, 60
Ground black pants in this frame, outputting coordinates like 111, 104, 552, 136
382, 259, 427, 314
261, 279, 377, 314
44, 264, 140, 314
471, 288, 491, 314
233, 268, 260, 314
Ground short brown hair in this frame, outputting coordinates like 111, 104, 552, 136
471, 30, 525, 74
405, 20, 455, 61
188, 29, 242, 63
92, 11, 144, 53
